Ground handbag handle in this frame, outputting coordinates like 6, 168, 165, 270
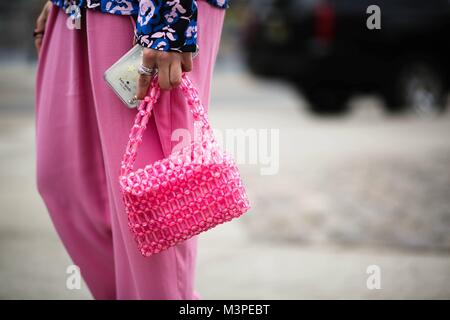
120, 73, 212, 177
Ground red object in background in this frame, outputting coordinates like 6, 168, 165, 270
314, 1, 335, 44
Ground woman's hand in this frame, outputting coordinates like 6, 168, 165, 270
34, 1, 53, 55
136, 49, 193, 97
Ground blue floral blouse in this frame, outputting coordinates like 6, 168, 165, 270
51, 0, 229, 52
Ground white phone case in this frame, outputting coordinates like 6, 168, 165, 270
103, 44, 144, 109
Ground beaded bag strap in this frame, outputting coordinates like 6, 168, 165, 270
120, 73, 213, 177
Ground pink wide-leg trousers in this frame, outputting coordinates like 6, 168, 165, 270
35, 2, 224, 300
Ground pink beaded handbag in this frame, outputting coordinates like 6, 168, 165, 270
119, 74, 250, 257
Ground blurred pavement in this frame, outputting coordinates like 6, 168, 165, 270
0, 62, 449, 299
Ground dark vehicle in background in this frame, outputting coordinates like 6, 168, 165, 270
242, 0, 450, 115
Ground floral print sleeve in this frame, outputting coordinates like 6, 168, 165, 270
51, 0, 229, 52
136, 0, 198, 52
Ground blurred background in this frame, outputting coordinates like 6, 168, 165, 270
1, 0, 449, 299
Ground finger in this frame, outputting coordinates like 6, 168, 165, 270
136, 74, 151, 100
35, 37, 43, 55
181, 53, 193, 72
142, 48, 157, 69
35, 3, 51, 55
136, 49, 157, 99
45, 1, 52, 16
35, 12, 47, 34
157, 55, 171, 90
169, 60, 182, 88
